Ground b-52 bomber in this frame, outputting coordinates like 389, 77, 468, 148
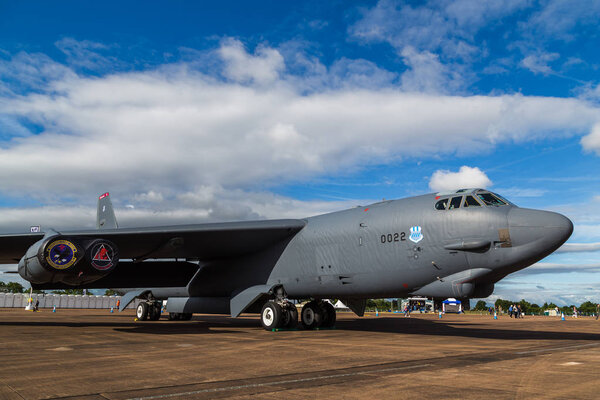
0, 189, 572, 330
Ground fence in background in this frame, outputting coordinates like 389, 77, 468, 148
0, 293, 141, 309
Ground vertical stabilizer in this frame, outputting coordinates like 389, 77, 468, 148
97, 192, 118, 229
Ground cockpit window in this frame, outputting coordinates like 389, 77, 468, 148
464, 195, 481, 207
449, 196, 462, 209
477, 192, 507, 206
435, 198, 448, 210
491, 192, 512, 205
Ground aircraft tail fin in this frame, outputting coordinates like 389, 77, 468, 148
97, 192, 118, 229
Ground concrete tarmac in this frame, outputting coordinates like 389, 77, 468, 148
1, 309, 599, 399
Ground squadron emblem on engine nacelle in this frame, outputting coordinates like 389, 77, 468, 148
45, 239, 79, 270
87, 240, 119, 271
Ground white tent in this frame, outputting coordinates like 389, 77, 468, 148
333, 300, 349, 311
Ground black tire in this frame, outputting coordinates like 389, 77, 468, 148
168, 312, 180, 321
136, 303, 148, 321
261, 301, 283, 330
286, 305, 299, 329
301, 301, 323, 329
148, 303, 161, 321
321, 302, 336, 328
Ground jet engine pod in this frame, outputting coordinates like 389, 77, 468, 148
18, 234, 120, 286
85, 239, 119, 273
38, 236, 85, 271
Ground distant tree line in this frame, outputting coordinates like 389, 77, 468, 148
366, 299, 398, 311
0, 281, 26, 293
473, 298, 598, 316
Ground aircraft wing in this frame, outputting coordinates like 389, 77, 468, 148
0, 219, 306, 264
0, 233, 45, 264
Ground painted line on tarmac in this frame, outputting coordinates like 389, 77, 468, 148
515, 343, 599, 355
126, 363, 433, 400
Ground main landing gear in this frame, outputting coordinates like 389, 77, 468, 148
136, 301, 162, 321
260, 299, 336, 331
260, 300, 298, 330
301, 300, 336, 330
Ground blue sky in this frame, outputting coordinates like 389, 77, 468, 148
0, 0, 599, 306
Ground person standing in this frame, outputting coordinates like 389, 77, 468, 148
596, 303, 599, 320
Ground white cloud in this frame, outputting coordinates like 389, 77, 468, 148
55, 38, 117, 71
485, 279, 600, 306
218, 38, 284, 85
520, 52, 560, 75
0, 187, 362, 233
581, 123, 600, 155
133, 190, 164, 204
399, 47, 463, 93
350, 0, 526, 61
523, 0, 600, 42
429, 166, 492, 192
518, 262, 600, 274
0, 40, 599, 217
556, 242, 600, 253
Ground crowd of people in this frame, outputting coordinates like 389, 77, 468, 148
508, 304, 523, 318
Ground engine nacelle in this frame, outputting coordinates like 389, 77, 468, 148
18, 234, 119, 286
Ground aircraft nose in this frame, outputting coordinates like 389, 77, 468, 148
508, 208, 573, 250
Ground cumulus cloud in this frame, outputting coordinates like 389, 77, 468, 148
429, 166, 492, 192
218, 38, 284, 85
0, 39, 599, 225
0, 47, 598, 205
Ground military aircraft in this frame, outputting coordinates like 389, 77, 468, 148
0, 189, 572, 330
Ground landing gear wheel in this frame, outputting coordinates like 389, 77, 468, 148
136, 302, 148, 321
148, 302, 162, 321
320, 301, 336, 328
301, 301, 323, 330
168, 312, 192, 321
181, 313, 193, 321
261, 301, 283, 330
285, 305, 299, 329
